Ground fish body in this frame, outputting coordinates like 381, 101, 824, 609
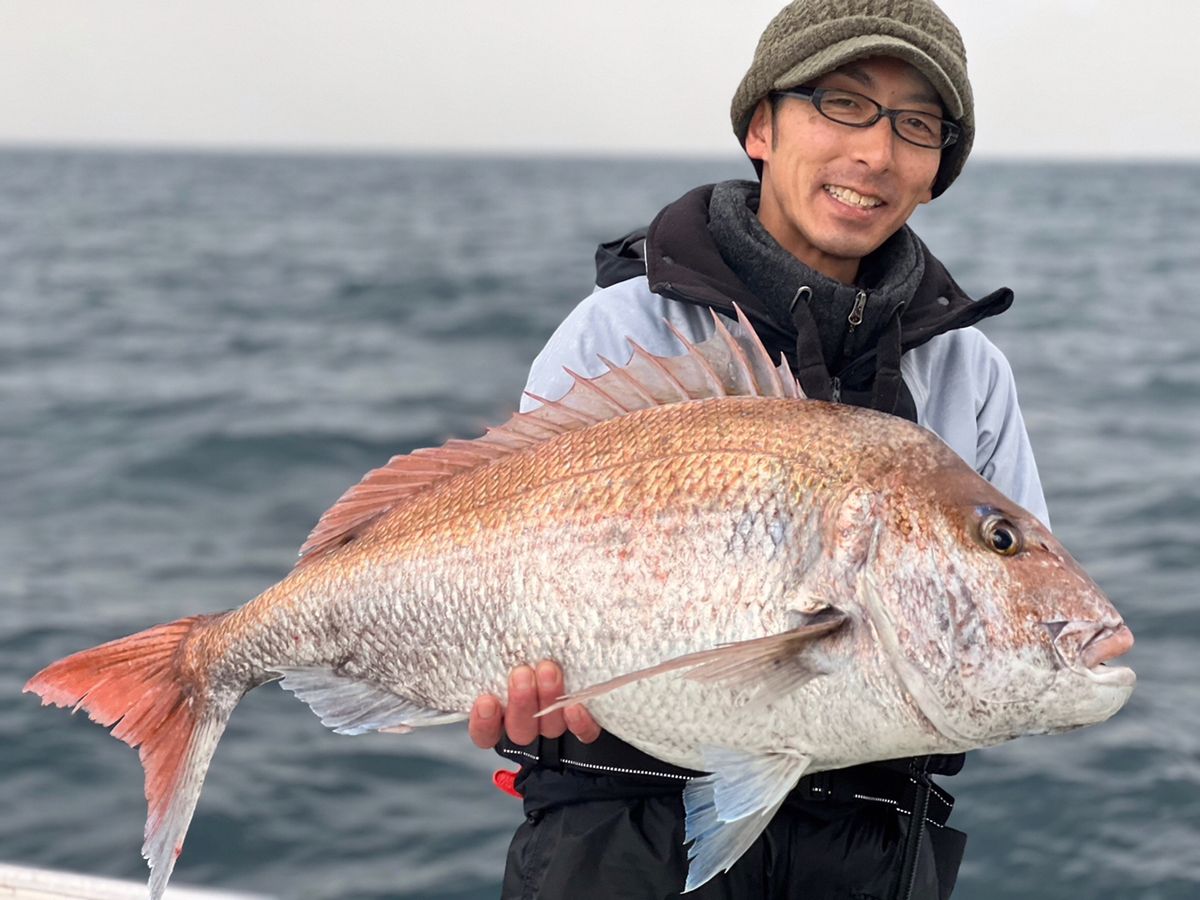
25, 311, 1135, 896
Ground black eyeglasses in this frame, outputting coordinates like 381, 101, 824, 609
772, 87, 960, 150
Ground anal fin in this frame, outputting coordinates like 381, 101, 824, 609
275, 666, 465, 736
682, 746, 811, 892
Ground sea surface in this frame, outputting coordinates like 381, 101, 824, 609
1, 149, 1197, 899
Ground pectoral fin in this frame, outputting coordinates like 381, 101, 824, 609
682, 746, 812, 892
538, 607, 847, 716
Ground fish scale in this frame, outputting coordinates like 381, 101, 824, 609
319, 403, 812, 708
23, 309, 1135, 897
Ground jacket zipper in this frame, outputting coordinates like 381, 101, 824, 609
848, 289, 868, 328
830, 290, 868, 403
843, 289, 868, 356
894, 757, 933, 900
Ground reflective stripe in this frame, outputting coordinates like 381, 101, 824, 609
498, 745, 693, 782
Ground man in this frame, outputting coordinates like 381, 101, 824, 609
469, 1, 1048, 897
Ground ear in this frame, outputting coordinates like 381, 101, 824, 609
744, 98, 773, 164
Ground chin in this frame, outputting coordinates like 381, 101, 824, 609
807, 218, 893, 257
814, 234, 888, 263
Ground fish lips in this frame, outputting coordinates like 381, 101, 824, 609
1045, 620, 1136, 687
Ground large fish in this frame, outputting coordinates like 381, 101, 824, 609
25, 309, 1135, 896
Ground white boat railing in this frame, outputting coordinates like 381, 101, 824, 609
0, 863, 273, 900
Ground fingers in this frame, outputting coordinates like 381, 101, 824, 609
503, 665, 540, 746
532, 660, 600, 744
467, 694, 502, 748
533, 659, 600, 743
564, 703, 602, 744
468, 661, 601, 751
535, 661, 567, 740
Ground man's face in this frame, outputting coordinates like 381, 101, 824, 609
745, 56, 944, 284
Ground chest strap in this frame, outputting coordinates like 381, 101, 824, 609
497, 730, 699, 783
497, 732, 958, 829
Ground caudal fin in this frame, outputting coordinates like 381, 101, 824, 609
24, 613, 238, 900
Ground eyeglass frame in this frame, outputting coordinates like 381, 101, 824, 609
770, 86, 961, 150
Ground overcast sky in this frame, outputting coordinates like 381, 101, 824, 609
2, 0, 1196, 159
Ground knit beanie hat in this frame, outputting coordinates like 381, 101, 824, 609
731, 0, 973, 197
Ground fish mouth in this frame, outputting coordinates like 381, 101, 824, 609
1047, 621, 1136, 687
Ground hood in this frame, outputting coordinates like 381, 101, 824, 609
595, 184, 1013, 389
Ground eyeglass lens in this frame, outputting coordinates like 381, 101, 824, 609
815, 89, 949, 148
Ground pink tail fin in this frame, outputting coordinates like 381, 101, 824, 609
24, 613, 237, 900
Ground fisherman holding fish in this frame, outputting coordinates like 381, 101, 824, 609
26, 1, 1138, 897
469, 1, 1050, 897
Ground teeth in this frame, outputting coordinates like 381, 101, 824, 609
824, 185, 883, 209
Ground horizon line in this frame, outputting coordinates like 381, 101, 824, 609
0, 139, 1197, 166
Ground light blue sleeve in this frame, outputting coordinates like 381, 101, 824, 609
972, 342, 1051, 529
903, 329, 1051, 528
520, 278, 716, 412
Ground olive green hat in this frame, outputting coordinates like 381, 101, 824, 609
731, 0, 974, 197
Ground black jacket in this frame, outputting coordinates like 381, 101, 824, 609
595, 184, 1014, 420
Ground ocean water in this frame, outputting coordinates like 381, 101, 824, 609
1, 149, 1196, 899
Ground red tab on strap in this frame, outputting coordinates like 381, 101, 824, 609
492, 768, 523, 798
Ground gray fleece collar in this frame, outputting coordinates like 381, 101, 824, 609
706, 179, 924, 375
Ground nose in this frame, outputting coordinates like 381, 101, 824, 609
851, 117, 897, 171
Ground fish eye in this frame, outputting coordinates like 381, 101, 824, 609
980, 514, 1022, 556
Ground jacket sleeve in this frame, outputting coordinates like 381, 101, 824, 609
969, 337, 1052, 529
519, 280, 716, 412
889, 328, 1054, 528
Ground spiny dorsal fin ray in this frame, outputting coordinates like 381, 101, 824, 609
294, 305, 806, 568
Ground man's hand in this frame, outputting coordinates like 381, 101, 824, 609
468, 659, 601, 748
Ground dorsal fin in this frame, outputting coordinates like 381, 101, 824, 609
294, 306, 805, 568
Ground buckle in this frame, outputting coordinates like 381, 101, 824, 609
492, 768, 523, 798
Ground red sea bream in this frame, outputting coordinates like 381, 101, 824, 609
25, 309, 1135, 896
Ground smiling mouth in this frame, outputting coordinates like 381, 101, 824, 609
824, 184, 884, 209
